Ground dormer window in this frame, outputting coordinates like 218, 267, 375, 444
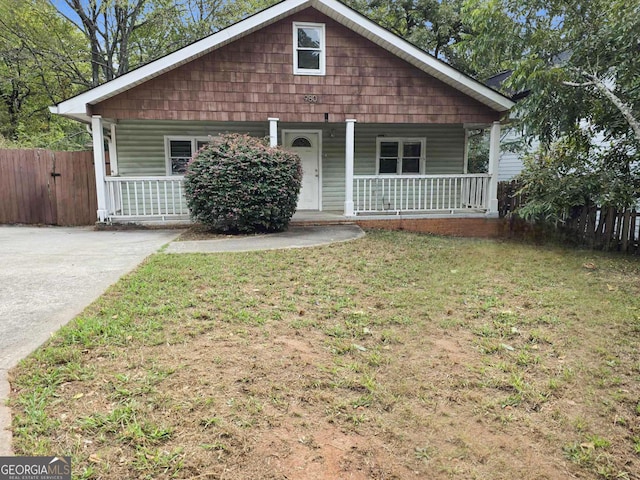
293, 22, 325, 75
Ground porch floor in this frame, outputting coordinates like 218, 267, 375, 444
106, 209, 492, 226
290, 209, 492, 226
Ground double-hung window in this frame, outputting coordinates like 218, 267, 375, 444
377, 138, 426, 174
293, 22, 325, 75
165, 137, 209, 175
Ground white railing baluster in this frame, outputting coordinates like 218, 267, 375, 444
178, 181, 184, 213
134, 182, 140, 216
156, 181, 161, 214
125, 183, 130, 215
163, 182, 168, 214
351, 174, 490, 214
103, 176, 189, 220
171, 181, 176, 214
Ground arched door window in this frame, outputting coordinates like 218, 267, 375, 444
291, 136, 312, 147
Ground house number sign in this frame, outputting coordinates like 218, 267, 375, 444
303, 94, 319, 103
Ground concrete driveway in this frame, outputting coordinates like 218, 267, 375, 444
0, 225, 181, 454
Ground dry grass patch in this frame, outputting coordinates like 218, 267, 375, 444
9, 230, 640, 479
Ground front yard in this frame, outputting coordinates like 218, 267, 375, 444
9, 230, 640, 479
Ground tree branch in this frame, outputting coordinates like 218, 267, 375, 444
562, 80, 594, 88
583, 71, 640, 142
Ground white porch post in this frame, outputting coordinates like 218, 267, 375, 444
268, 117, 279, 147
463, 127, 469, 174
108, 123, 119, 175
344, 119, 356, 217
91, 115, 108, 222
487, 120, 501, 215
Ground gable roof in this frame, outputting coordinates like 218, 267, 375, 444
50, 0, 514, 122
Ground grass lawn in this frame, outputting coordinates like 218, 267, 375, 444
9, 230, 640, 479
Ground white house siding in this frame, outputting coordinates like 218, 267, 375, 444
114, 120, 466, 212
286, 122, 465, 211
498, 151, 524, 182
114, 120, 268, 176
498, 128, 525, 181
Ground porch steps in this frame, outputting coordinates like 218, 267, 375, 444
289, 211, 353, 227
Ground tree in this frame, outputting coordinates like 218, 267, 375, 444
0, 0, 274, 147
51, 0, 177, 86
51, 0, 280, 87
0, 0, 89, 146
459, 0, 640, 219
345, 0, 468, 63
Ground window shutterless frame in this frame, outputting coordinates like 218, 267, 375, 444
375, 137, 426, 175
293, 22, 326, 75
164, 136, 210, 175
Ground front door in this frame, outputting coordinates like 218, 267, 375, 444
284, 131, 320, 210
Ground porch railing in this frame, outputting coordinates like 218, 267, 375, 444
102, 173, 491, 221
105, 176, 189, 219
354, 174, 491, 214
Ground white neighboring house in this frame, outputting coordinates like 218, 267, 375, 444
485, 71, 529, 182
498, 128, 525, 181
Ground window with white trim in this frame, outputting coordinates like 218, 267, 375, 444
165, 137, 210, 175
293, 22, 325, 75
376, 138, 426, 174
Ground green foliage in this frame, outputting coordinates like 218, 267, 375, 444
466, 128, 489, 173
345, 0, 468, 64
460, 0, 640, 216
0, 0, 274, 148
184, 134, 302, 233
0, 0, 89, 144
516, 135, 601, 222
517, 135, 639, 223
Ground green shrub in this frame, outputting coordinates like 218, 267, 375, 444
184, 133, 302, 233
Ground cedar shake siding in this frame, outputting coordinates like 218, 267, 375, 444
92, 8, 499, 124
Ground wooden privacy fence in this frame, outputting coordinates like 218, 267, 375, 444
498, 179, 525, 217
498, 180, 640, 255
563, 206, 640, 254
0, 149, 105, 226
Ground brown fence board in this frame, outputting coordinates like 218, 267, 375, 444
34, 150, 57, 225
54, 151, 97, 226
621, 211, 629, 252
0, 150, 51, 225
0, 148, 99, 226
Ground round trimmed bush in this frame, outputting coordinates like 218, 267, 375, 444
184, 133, 302, 233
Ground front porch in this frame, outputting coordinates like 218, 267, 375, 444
93, 116, 502, 224
102, 172, 494, 224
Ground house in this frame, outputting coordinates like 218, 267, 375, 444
49, 0, 514, 227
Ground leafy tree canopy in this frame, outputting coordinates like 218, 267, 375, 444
345, 0, 468, 65
0, 0, 279, 148
0, 0, 90, 146
458, 0, 640, 218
